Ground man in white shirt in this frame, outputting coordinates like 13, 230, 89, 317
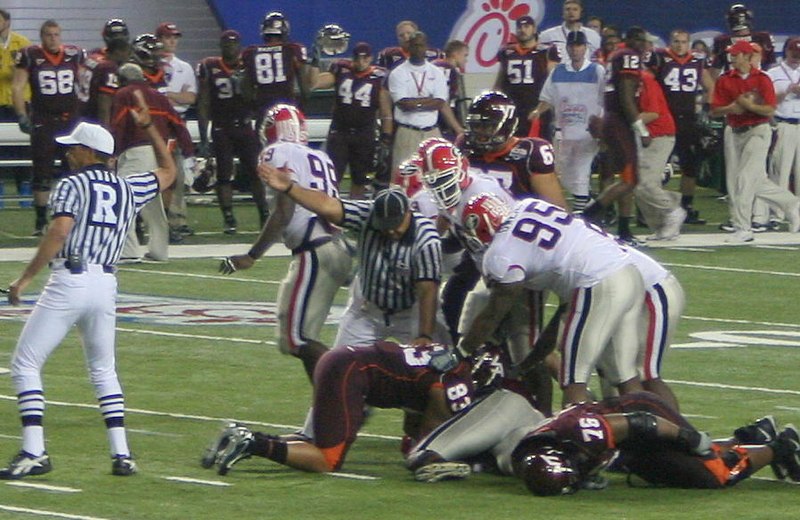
763, 37, 800, 225
157, 22, 198, 238
381, 31, 449, 174
532, 30, 604, 211
538, 0, 601, 63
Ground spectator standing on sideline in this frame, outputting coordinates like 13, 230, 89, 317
156, 22, 197, 242
538, 0, 601, 63
314, 42, 390, 200
531, 30, 604, 212
0, 9, 30, 120
196, 30, 266, 233
650, 29, 716, 225
763, 38, 800, 227
111, 63, 193, 261
0, 93, 176, 479
261, 164, 445, 348
12, 20, 84, 236
433, 40, 469, 141
493, 16, 558, 137
382, 32, 449, 175
710, 40, 800, 243
219, 104, 352, 380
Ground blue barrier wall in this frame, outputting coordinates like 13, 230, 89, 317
211, 1, 798, 48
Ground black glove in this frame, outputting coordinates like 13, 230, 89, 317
18, 114, 32, 135
373, 133, 393, 184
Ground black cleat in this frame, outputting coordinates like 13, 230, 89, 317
111, 454, 137, 476
201, 422, 239, 469
684, 209, 706, 225
734, 415, 778, 445
770, 424, 800, 481
217, 425, 254, 475
0, 451, 52, 480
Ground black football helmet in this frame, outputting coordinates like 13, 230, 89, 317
103, 19, 130, 46
727, 4, 753, 33
316, 24, 351, 56
519, 448, 581, 496
261, 11, 290, 41
192, 157, 217, 193
465, 91, 518, 153
131, 34, 163, 69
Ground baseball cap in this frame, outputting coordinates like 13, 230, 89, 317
566, 31, 587, 46
785, 37, 800, 54
56, 122, 115, 155
370, 188, 410, 231
353, 41, 372, 57
516, 15, 536, 27
727, 39, 755, 55
221, 30, 241, 43
156, 22, 181, 38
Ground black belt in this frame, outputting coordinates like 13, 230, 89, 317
776, 116, 800, 125
52, 260, 115, 274
731, 123, 765, 134
397, 122, 436, 132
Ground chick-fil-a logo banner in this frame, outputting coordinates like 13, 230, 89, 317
449, 0, 546, 73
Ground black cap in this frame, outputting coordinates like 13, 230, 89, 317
370, 188, 410, 231
353, 41, 372, 57
516, 16, 535, 27
567, 30, 587, 46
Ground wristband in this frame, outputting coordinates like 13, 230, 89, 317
631, 119, 650, 138
283, 181, 295, 194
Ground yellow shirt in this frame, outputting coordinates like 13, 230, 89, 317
0, 31, 32, 106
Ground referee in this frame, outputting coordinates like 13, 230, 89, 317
1, 92, 176, 480
259, 163, 445, 347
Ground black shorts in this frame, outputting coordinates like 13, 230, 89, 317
673, 114, 702, 179
326, 127, 376, 186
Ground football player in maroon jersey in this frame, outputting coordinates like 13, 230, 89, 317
12, 19, 84, 235
581, 27, 650, 244
314, 42, 391, 199
130, 34, 168, 92
81, 39, 131, 126
710, 3, 775, 79
493, 16, 559, 137
197, 30, 266, 233
202, 341, 476, 474
241, 11, 316, 126
651, 29, 716, 225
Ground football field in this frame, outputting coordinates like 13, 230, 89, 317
2, 199, 800, 519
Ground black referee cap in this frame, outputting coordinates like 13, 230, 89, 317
370, 188, 410, 231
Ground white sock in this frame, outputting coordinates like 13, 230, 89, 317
22, 426, 45, 456
107, 427, 130, 457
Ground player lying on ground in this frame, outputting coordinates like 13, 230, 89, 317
407, 390, 800, 494
201, 341, 481, 474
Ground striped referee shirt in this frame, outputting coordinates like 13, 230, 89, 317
341, 200, 442, 312
49, 164, 160, 266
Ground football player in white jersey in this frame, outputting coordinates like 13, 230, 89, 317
458, 194, 645, 406
219, 104, 352, 380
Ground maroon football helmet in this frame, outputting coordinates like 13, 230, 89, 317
727, 4, 753, 33
519, 448, 581, 496
465, 91, 518, 153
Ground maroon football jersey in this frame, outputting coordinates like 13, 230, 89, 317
603, 47, 643, 117
81, 57, 121, 121
241, 41, 306, 111
142, 66, 169, 94
377, 46, 444, 69
466, 136, 556, 198
496, 44, 554, 118
197, 56, 251, 124
16, 44, 84, 117
651, 48, 706, 116
328, 60, 386, 130
711, 31, 775, 72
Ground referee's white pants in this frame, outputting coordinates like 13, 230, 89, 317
725, 124, 799, 233
11, 267, 122, 399
635, 135, 679, 231
759, 121, 800, 221
117, 145, 169, 260
333, 274, 448, 348
554, 136, 597, 199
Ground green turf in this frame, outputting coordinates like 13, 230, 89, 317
2, 188, 800, 519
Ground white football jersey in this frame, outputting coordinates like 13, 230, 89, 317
482, 198, 632, 300
259, 142, 340, 250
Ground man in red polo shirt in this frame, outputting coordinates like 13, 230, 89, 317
636, 69, 685, 241
711, 40, 800, 243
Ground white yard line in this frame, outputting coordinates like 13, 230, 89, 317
0, 505, 109, 520
663, 262, 800, 278
666, 379, 800, 397
5, 482, 82, 493
328, 472, 380, 481
116, 268, 281, 285
162, 476, 232, 487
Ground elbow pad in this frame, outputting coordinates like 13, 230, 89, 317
625, 411, 659, 441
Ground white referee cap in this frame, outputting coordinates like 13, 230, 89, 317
56, 121, 115, 155
370, 188, 410, 231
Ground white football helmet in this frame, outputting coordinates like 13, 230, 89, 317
417, 138, 470, 211
461, 193, 511, 246
260, 104, 308, 145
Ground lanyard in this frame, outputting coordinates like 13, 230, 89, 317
411, 69, 427, 96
